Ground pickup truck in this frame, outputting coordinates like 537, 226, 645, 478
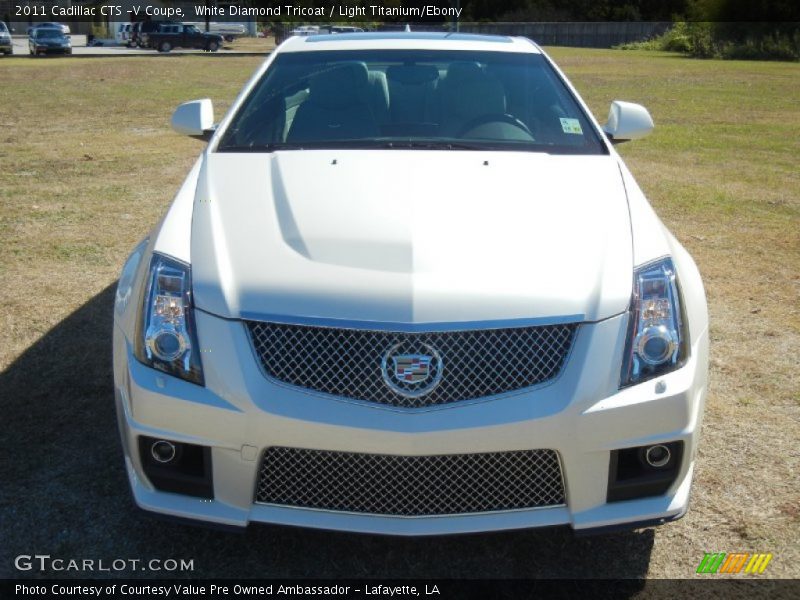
149, 24, 223, 53
184, 21, 247, 42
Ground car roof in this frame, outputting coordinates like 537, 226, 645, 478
278, 31, 540, 54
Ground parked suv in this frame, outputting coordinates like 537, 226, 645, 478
150, 23, 223, 53
114, 33, 708, 534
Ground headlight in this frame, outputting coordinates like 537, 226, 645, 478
620, 257, 688, 387
134, 253, 204, 385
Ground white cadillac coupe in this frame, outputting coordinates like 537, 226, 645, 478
113, 32, 708, 535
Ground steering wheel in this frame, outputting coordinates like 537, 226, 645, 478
456, 113, 534, 139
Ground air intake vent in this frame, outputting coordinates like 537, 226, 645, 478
256, 447, 566, 516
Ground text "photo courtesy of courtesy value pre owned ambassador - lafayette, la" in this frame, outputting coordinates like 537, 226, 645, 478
112, 32, 709, 535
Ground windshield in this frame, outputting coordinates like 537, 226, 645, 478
37, 29, 63, 39
218, 49, 605, 154
0, 23, 8, 33
185, 25, 200, 34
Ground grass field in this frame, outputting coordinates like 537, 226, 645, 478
0, 48, 798, 580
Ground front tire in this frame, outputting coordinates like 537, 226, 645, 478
159, 41, 172, 53
207, 41, 219, 52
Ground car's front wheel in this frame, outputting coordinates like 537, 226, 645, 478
159, 41, 172, 53
208, 41, 219, 52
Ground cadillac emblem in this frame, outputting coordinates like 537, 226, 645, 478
381, 342, 443, 398
393, 354, 432, 383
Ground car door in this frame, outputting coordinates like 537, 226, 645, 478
188, 27, 203, 49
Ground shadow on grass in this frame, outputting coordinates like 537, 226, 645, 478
0, 284, 654, 582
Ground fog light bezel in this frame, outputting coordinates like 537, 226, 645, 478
643, 444, 672, 468
138, 436, 214, 499
150, 439, 178, 464
607, 441, 683, 503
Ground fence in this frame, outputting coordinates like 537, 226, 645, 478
459, 22, 672, 48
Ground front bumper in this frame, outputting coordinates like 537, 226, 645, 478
113, 311, 708, 535
33, 45, 71, 54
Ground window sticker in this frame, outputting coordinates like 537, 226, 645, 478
560, 118, 583, 135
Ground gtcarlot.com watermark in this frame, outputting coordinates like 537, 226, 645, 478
14, 554, 194, 573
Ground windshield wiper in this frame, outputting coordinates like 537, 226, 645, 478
376, 140, 487, 151
217, 143, 306, 153
218, 140, 503, 153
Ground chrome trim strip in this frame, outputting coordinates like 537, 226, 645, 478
252, 501, 568, 517
236, 312, 586, 332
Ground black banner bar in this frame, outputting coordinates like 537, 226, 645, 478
3, 579, 799, 600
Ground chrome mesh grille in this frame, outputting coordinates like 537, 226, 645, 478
255, 447, 565, 515
245, 321, 577, 408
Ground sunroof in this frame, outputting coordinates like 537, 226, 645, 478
305, 32, 514, 43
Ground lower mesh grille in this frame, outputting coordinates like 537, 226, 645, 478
255, 447, 566, 516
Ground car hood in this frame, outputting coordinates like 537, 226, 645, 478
190, 150, 633, 325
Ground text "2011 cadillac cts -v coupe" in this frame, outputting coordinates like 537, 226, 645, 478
113, 32, 708, 535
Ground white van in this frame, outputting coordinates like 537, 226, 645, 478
115, 22, 132, 45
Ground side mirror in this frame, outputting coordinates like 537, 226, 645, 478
603, 100, 654, 143
171, 99, 215, 141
